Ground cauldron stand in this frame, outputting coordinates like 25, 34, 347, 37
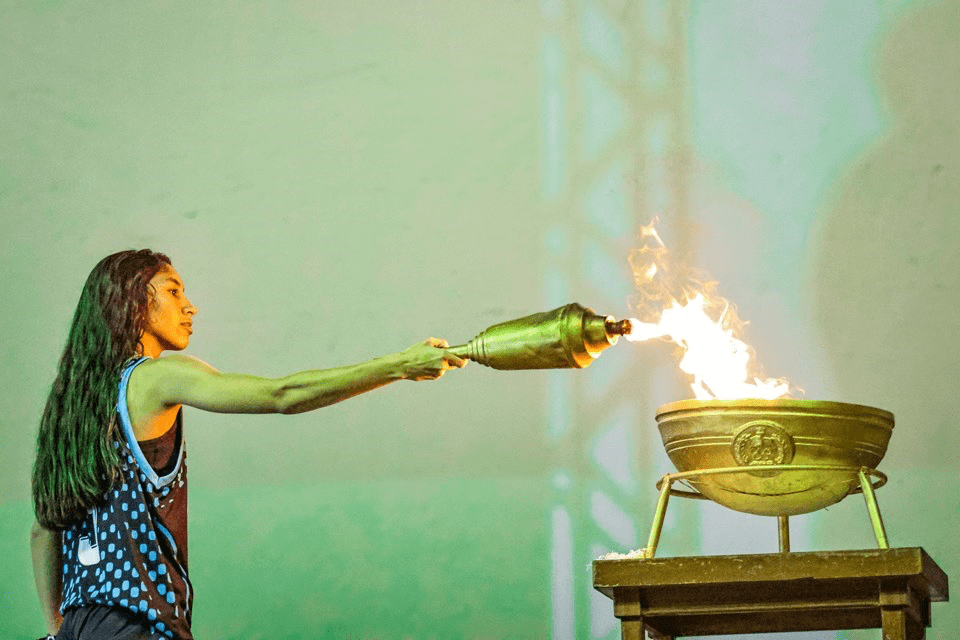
593, 468, 949, 639
593, 547, 947, 640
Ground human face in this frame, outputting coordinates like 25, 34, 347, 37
140, 266, 197, 357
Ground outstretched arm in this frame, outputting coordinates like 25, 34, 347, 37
132, 338, 466, 415
31, 521, 63, 635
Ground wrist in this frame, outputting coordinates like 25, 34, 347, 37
377, 352, 409, 381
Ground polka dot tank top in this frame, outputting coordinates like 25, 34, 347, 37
60, 356, 193, 639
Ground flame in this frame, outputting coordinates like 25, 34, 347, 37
623, 219, 793, 400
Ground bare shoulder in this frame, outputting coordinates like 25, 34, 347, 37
128, 354, 224, 413
130, 354, 219, 388
159, 353, 211, 367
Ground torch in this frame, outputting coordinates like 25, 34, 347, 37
447, 303, 632, 370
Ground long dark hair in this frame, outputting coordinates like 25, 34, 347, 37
32, 249, 171, 530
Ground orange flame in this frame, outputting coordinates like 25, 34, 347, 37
624, 220, 793, 400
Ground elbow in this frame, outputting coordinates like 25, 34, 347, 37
31, 520, 47, 540
277, 396, 333, 415
277, 397, 299, 415
31, 520, 58, 548
273, 383, 296, 415
273, 383, 310, 415
273, 381, 333, 415
270, 376, 307, 414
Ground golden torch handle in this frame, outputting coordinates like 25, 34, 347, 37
447, 344, 470, 359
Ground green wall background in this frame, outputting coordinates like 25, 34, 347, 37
2, 1, 957, 638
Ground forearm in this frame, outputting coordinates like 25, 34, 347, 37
30, 522, 63, 634
277, 352, 407, 414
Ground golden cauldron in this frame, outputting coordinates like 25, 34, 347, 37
655, 399, 894, 517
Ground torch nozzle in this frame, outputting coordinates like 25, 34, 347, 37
605, 317, 633, 337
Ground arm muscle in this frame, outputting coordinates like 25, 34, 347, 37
137, 341, 463, 416
139, 355, 284, 414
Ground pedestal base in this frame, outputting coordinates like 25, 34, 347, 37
593, 547, 948, 640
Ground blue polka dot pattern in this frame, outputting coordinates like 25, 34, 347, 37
59, 357, 193, 639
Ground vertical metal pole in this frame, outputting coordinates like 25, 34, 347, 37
645, 475, 673, 559
778, 515, 790, 553
858, 468, 889, 549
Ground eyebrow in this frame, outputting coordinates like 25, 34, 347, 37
162, 277, 185, 290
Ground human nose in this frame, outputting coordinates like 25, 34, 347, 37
183, 297, 197, 316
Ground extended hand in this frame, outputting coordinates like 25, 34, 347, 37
399, 338, 467, 381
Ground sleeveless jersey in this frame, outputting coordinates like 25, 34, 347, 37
60, 356, 193, 639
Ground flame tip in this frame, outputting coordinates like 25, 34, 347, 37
628, 221, 794, 400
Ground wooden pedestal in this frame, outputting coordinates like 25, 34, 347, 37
593, 547, 948, 640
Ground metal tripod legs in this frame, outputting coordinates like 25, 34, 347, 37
643, 466, 890, 558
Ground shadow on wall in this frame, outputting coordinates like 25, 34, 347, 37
812, 0, 960, 472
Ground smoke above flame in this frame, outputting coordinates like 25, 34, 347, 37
623, 221, 794, 400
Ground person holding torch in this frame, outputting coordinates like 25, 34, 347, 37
31, 249, 465, 640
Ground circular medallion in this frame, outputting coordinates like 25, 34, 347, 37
732, 420, 795, 468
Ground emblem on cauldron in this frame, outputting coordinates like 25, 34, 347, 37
732, 421, 795, 468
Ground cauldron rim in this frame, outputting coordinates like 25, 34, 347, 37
656, 398, 894, 425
